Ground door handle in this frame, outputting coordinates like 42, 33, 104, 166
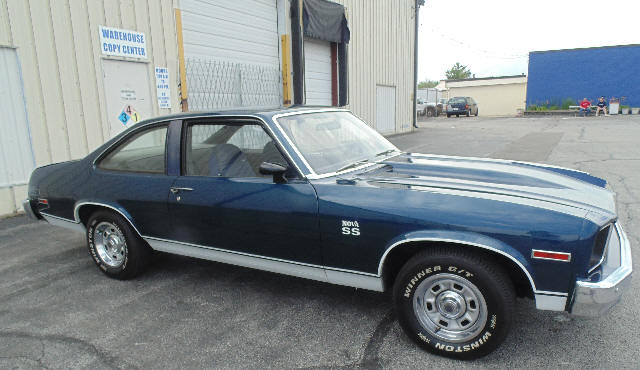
170, 187, 194, 194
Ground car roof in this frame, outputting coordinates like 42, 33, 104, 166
130, 105, 344, 126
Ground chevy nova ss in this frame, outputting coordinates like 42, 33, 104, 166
24, 108, 632, 359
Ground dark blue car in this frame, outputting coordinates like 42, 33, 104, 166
23, 107, 631, 359
447, 96, 479, 117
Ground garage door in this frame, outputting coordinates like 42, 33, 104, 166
304, 38, 332, 106
0, 48, 34, 188
180, 0, 281, 110
376, 85, 396, 134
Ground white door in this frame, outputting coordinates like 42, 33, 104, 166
304, 38, 332, 106
0, 48, 34, 188
102, 60, 153, 137
180, 0, 281, 110
376, 85, 396, 134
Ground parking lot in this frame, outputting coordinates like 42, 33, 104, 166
1, 115, 638, 369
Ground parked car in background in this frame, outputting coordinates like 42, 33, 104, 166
417, 98, 437, 117
24, 108, 632, 360
447, 97, 478, 117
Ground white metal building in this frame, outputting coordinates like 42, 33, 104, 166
0, 0, 416, 216
0, 0, 181, 216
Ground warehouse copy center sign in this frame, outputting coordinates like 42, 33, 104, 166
99, 26, 147, 59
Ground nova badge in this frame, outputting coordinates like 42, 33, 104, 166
341, 220, 360, 236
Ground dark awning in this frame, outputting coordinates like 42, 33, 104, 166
302, 0, 350, 44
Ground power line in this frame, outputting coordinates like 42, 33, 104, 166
424, 28, 529, 60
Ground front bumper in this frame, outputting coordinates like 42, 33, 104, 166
571, 223, 632, 317
22, 199, 40, 220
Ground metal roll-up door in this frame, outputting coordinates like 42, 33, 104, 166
180, 0, 281, 110
304, 38, 332, 106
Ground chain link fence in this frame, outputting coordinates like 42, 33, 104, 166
185, 57, 282, 111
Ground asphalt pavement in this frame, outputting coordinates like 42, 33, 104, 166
1, 115, 638, 369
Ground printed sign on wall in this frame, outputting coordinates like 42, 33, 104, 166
155, 67, 171, 109
118, 104, 141, 127
99, 26, 147, 59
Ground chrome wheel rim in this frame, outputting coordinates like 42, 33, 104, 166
412, 273, 487, 343
94, 222, 127, 268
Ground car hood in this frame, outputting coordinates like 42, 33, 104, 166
355, 153, 616, 217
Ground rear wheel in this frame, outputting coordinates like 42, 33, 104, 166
426, 108, 434, 118
447, 114, 451, 118
393, 247, 515, 360
86, 210, 150, 279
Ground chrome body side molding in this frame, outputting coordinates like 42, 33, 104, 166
144, 236, 384, 292
534, 293, 568, 311
40, 213, 85, 233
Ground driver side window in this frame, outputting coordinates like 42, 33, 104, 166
184, 122, 287, 178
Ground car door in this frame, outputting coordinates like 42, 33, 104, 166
166, 118, 322, 265
92, 122, 178, 239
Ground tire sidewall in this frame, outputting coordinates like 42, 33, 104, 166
87, 213, 130, 274
394, 256, 511, 359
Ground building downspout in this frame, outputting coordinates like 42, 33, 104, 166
412, 0, 424, 128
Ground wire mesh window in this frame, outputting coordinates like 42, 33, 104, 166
185, 57, 282, 111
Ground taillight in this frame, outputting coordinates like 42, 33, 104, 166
38, 199, 48, 205
465, 104, 469, 109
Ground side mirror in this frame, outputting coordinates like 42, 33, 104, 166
259, 162, 288, 184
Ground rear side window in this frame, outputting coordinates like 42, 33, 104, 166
98, 126, 168, 174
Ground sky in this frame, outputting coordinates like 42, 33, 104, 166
417, 0, 640, 82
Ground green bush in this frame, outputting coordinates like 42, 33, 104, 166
561, 98, 576, 110
549, 105, 560, 111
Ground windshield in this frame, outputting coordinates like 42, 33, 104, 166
276, 111, 399, 175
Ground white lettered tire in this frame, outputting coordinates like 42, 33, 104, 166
86, 210, 150, 280
393, 247, 515, 360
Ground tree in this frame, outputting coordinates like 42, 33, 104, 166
445, 63, 472, 80
418, 79, 438, 89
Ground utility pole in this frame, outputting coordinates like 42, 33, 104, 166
413, 0, 425, 128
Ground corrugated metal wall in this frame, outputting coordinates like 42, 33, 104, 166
527, 45, 640, 108
0, 0, 180, 215
333, 0, 415, 134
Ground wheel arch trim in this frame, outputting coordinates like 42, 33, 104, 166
378, 232, 543, 296
74, 201, 143, 237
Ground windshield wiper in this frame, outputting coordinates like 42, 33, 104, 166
336, 159, 370, 173
375, 149, 400, 157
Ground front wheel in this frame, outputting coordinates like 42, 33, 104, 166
86, 210, 151, 279
393, 247, 515, 360
426, 109, 434, 118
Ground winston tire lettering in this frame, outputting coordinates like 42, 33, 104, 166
434, 331, 492, 352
